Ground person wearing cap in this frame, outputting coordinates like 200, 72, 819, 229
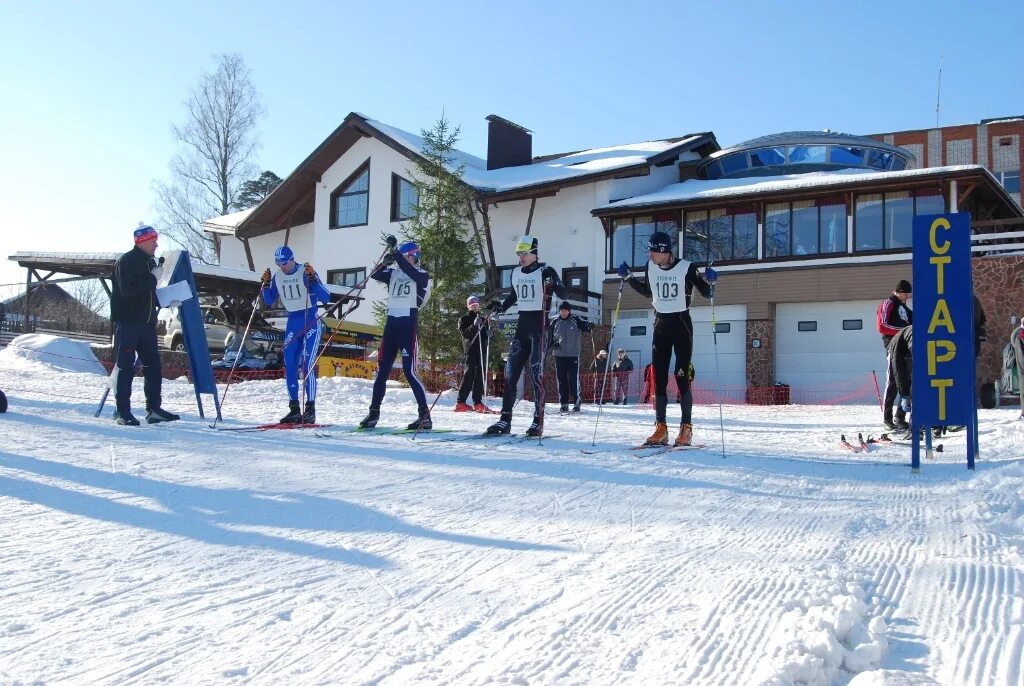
618, 230, 714, 446
260, 245, 331, 424
454, 295, 493, 413
549, 300, 594, 412
109, 224, 179, 426
484, 235, 567, 436
876, 279, 913, 431
359, 236, 433, 431
589, 349, 612, 404
611, 348, 634, 405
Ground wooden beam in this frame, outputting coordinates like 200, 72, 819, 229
241, 237, 255, 271
524, 197, 537, 236
958, 182, 978, 208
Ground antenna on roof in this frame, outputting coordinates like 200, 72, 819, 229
935, 54, 943, 129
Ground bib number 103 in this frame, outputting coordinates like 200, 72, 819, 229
657, 282, 679, 299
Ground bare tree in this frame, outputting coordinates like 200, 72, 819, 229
66, 279, 109, 317
155, 53, 265, 263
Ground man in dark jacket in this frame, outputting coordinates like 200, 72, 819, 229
548, 301, 593, 412
110, 225, 179, 426
611, 348, 634, 405
877, 279, 913, 430
590, 349, 612, 404
455, 295, 492, 413
887, 325, 913, 435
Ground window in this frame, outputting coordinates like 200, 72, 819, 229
714, 323, 731, 333
798, 321, 817, 332
610, 213, 679, 269
683, 211, 709, 263
497, 266, 516, 289
330, 161, 370, 228
855, 190, 944, 251
765, 203, 791, 258
750, 147, 785, 168
788, 146, 826, 165
630, 326, 647, 336
704, 207, 757, 261
327, 268, 366, 288
764, 198, 848, 258
843, 319, 863, 330
391, 174, 417, 222
867, 149, 894, 170
992, 170, 1021, 194
830, 146, 865, 166
719, 153, 749, 176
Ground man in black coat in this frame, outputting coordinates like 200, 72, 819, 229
109, 225, 179, 426
454, 295, 492, 413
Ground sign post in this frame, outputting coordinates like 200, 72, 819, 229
911, 213, 977, 470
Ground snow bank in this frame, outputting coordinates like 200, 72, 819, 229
957, 459, 1024, 566
848, 669, 941, 685
756, 575, 888, 685
0, 334, 106, 375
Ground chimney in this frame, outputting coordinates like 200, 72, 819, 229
486, 115, 532, 170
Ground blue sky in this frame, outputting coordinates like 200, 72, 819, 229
1, 0, 1022, 294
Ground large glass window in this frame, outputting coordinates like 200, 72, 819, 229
993, 170, 1021, 194
855, 190, 944, 251
683, 211, 709, 263
819, 203, 846, 254
390, 174, 417, 222
792, 201, 818, 255
610, 214, 679, 270
704, 207, 758, 261
734, 212, 758, 259
327, 268, 366, 288
709, 210, 731, 261
830, 146, 865, 166
330, 161, 370, 228
789, 146, 827, 165
750, 147, 785, 168
765, 203, 790, 257
867, 149, 894, 170
720, 153, 749, 176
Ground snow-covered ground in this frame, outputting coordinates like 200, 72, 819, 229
1, 335, 1022, 686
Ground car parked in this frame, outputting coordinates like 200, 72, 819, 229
158, 304, 234, 352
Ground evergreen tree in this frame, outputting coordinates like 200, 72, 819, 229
235, 170, 282, 210
399, 116, 479, 368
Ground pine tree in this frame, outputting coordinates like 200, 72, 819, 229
398, 116, 479, 368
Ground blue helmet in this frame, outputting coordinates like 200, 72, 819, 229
274, 245, 294, 265
398, 241, 420, 261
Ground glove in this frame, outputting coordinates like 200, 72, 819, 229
260, 268, 272, 288
304, 262, 319, 283
486, 300, 503, 313
900, 396, 912, 413
704, 267, 718, 283
544, 276, 554, 288
384, 234, 398, 250
382, 252, 397, 267
147, 256, 165, 270
617, 261, 630, 278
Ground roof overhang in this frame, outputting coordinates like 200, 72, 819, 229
592, 165, 1024, 219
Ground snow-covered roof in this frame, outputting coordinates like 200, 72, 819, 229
597, 165, 999, 211
201, 209, 254, 234
364, 117, 705, 194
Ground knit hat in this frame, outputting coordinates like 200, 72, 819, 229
466, 295, 480, 307
558, 301, 571, 312
598, 350, 607, 357
133, 225, 158, 245
647, 231, 673, 254
895, 280, 912, 294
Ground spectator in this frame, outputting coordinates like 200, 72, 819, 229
611, 348, 634, 404
877, 279, 913, 431
590, 349, 611, 404
110, 225, 179, 426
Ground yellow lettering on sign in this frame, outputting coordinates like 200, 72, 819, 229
929, 256, 951, 294
929, 217, 951, 254
928, 340, 957, 375
932, 378, 953, 420
928, 300, 956, 335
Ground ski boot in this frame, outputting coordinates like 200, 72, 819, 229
301, 401, 316, 424
114, 411, 140, 426
485, 413, 512, 435
526, 416, 543, 438
674, 422, 693, 447
644, 421, 669, 446
407, 407, 432, 431
146, 406, 180, 424
572, 403, 581, 413
473, 402, 494, 414
559, 404, 569, 413
358, 407, 380, 429
454, 402, 473, 412
280, 400, 302, 424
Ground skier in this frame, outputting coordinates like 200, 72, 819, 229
110, 225, 180, 426
589, 350, 611, 404
484, 236, 567, 436
548, 300, 593, 413
454, 295, 493, 413
611, 348, 634, 404
260, 245, 331, 424
887, 325, 914, 435
877, 279, 913, 431
619, 230, 715, 446
359, 237, 433, 430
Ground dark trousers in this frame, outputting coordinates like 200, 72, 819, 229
500, 333, 543, 417
113, 322, 162, 416
882, 353, 907, 425
651, 312, 694, 424
555, 356, 580, 406
371, 315, 428, 410
458, 346, 484, 404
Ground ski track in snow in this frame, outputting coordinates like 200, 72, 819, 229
1, 345, 1023, 685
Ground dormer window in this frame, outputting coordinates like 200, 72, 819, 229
391, 174, 418, 222
330, 160, 370, 228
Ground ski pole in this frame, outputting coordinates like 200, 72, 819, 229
708, 259, 726, 458
592, 277, 625, 446
210, 297, 261, 428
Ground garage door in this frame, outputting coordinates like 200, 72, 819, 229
775, 300, 884, 401
690, 305, 746, 390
